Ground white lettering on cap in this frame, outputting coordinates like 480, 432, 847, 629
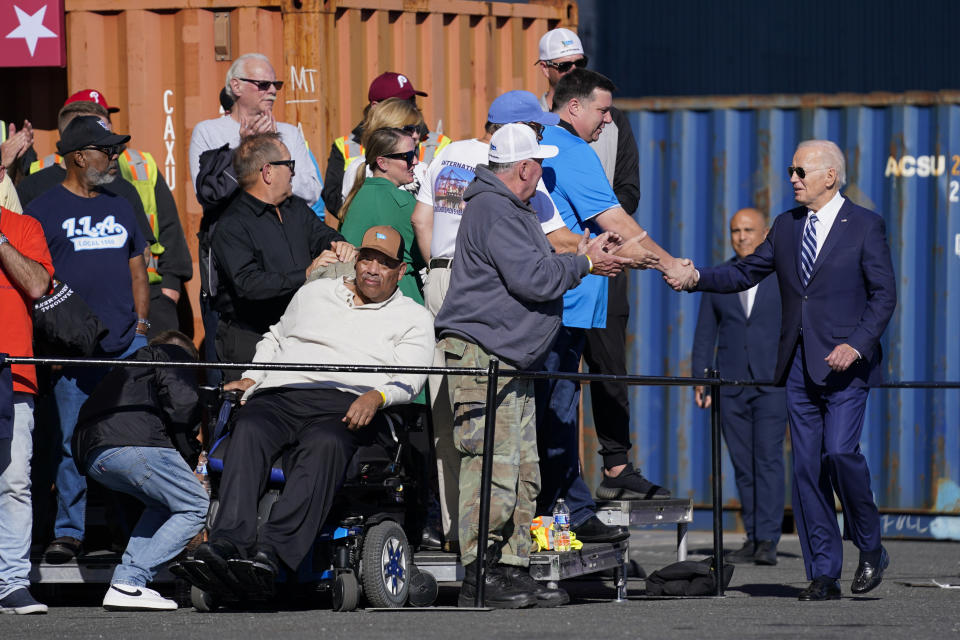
397, 75, 408, 88
90, 91, 100, 102
97, 119, 110, 131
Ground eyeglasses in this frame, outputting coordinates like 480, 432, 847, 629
240, 78, 284, 91
542, 56, 589, 74
524, 122, 545, 141
382, 149, 417, 167
787, 166, 828, 179
267, 159, 295, 175
82, 145, 122, 157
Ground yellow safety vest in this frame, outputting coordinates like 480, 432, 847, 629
334, 131, 452, 170
29, 153, 62, 174
118, 149, 165, 284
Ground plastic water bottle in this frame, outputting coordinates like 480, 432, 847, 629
553, 499, 571, 552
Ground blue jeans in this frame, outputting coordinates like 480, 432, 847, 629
52, 334, 147, 540
534, 326, 596, 528
86, 446, 209, 587
0, 395, 35, 599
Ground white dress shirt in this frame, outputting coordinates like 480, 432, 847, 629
805, 191, 845, 259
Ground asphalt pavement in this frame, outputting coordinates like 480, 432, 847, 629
3, 531, 959, 640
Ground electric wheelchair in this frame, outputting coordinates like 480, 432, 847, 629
172, 388, 439, 612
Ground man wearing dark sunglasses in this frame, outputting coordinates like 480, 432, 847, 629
190, 52, 322, 209
669, 140, 897, 601
209, 133, 352, 382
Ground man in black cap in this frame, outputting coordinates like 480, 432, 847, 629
24, 115, 151, 564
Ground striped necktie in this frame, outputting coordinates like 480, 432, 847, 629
800, 213, 819, 286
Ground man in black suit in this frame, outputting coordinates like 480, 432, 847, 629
691, 207, 786, 566
669, 140, 897, 600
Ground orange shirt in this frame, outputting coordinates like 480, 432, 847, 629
1, 208, 54, 394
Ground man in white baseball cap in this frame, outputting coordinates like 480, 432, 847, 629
435, 123, 630, 608
536, 28, 668, 513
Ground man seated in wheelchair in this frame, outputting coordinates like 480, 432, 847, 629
193, 226, 434, 594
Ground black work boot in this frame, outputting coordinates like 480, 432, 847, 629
458, 559, 537, 609
500, 565, 569, 607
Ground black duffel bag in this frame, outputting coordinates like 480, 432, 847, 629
33, 277, 108, 357
644, 557, 735, 596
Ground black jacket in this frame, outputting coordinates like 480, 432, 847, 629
321, 121, 364, 217
72, 343, 201, 471
211, 190, 344, 333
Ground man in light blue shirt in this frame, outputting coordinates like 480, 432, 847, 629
537, 69, 689, 540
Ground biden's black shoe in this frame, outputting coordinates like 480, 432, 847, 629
798, 576, 841, 601
851, 547, 889, 594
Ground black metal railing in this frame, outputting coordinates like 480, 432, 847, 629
3, 353, 959, 603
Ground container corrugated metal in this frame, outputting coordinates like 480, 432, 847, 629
580, 94, 960, 523
577, 0, 960, 98
17, 0, 575, 338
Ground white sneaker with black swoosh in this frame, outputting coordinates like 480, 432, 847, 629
102, 584, 177, 611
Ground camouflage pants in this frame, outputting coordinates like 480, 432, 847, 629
440, 337, 540, 567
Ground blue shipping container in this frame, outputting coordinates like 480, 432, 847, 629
579, 94, 960, 539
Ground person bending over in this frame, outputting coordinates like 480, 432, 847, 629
73, 330, 209, 611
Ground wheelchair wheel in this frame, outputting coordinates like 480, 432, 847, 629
191, 586, 220, 613
332, 571, 360, 612
361, 521, 410, 608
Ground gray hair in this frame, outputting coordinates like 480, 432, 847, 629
797, 139, 847, 187
225, 53, 273, 100
488, 160, 519, 174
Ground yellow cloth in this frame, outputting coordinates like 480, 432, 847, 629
0, 173, 22, 213
530, 516, 583, 552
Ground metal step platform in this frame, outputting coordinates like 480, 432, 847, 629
595, 498, 693, 561
412, 550, 462, 583
29, 550, 175, 584
528, 540, 629, 602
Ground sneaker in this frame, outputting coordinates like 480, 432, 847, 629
724, 539, 757, 564
0, 588, 48, 615
571, 515, 630, 543
102, 584, 177, 611
596, 463, 671, 500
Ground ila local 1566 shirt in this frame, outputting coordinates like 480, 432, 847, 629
25, 186, 148, 353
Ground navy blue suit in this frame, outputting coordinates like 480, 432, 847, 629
692, 260, 787, 544
696, 198, 896, 580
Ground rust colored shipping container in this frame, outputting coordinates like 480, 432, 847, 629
9, 0, 577, 340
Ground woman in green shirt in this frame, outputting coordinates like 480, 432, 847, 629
339, 127, 425, 304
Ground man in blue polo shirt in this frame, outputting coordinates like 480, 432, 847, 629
537, 69, 692, 540
25, 116, 150, 564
